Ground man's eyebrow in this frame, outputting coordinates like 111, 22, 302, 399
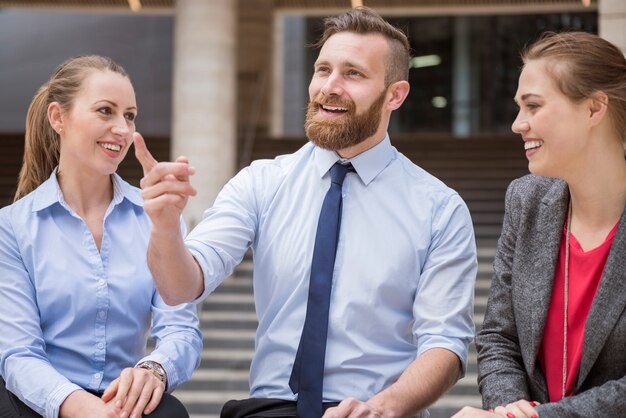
314, 60, 367, 72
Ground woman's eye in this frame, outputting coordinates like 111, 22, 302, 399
97, 107, 112, 115
125, 112, 136, 122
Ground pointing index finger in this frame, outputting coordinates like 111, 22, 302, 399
133, 132, 158, 176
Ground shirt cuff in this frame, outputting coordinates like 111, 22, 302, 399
45, 382, 82, 418
417, 337, 470, 378
138, 354, 180, 392
187, 246, 220, 303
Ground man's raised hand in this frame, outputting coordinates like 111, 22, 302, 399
133, 132, 197, 230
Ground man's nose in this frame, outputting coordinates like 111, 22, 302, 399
320, 72, 344, 96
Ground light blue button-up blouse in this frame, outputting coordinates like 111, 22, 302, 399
0, 172, 202, 418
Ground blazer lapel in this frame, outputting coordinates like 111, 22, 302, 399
525, 180, 569, 391
577, 208, 626, 387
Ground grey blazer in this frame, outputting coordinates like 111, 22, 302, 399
476, 175, 626, 417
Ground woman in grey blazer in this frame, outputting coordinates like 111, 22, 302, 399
453, 32, 626, 418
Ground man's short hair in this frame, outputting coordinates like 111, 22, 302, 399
313, 7, 411, 85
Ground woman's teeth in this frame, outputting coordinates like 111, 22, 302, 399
524, 140, 543, 150
99, 143, 121, 152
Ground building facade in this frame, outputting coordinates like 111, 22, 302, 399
0, 0, 622, 223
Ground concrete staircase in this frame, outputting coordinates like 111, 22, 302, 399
175, 136, 530, 418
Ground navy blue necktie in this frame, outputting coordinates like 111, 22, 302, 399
289, 162, 352, 418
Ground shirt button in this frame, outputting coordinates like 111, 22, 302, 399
98, 279, 106, 286
98, 311, 106, 319
94, 373, 101, 379
97, 342, 105, 349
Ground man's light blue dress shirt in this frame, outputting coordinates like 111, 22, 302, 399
186, 135, 476, 416
0, 172, 202, 418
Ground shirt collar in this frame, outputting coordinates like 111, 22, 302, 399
32, 169, 143, 212
313, 133, 395, 185
111, 172, 144, 207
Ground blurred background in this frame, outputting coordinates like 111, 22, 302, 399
0, 1, 623, 417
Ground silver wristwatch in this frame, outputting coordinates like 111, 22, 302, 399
137, 361, 168, 390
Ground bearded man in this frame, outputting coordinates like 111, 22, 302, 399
136, 7, 477, 418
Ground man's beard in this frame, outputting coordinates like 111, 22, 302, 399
305, 89, 387, 151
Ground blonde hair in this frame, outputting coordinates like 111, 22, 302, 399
14, 55, 129, 202
522, 32, 626, 145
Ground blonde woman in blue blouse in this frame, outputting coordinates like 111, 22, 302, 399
0, 56, 202, 418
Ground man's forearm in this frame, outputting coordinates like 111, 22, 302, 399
367, 348, 461, 418
148, 227, 204, 305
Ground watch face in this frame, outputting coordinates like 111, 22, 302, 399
154, 365, 166, 379
140, 362, 166, 384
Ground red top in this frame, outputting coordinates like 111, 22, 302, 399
538, 221, 618, 402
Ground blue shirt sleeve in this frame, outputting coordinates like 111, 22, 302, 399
187, 165, 260, 301
139, 292, 202, 391
412, 193, 477, 375
136, 215, 202, 391
0, 208, 82, 418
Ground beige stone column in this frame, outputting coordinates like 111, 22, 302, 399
172, 0, 236, 228
599, 0, 626, 54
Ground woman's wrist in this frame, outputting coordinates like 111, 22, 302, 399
136, 361, 168, 390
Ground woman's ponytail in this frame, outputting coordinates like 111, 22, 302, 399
14, 84, 60, 201
12, 55, 129, 202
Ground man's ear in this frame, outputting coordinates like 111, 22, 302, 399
386, 80, 410, 111
588, 91, 608, 127
47, 102, 64, 134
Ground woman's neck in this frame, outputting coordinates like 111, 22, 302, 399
566, 128, 625, 220
567, 150, 626, 250
56, 165, 113, 218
